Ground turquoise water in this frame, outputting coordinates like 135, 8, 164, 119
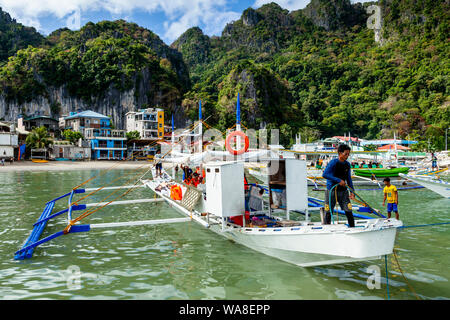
0, 169, 449, 300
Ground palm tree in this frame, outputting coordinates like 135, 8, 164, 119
25, 126, 53, 149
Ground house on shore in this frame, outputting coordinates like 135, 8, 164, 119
0, 121, 18, 161
17, 114, 59, 136
61, 110, 127, 160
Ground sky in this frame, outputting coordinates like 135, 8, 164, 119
0, 0, 373, 45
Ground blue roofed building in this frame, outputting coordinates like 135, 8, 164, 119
62, 110, 127, 160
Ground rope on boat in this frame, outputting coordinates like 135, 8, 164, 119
68, 137, 165, 210
328, 184, 385, 223
72, 162, 150, 205
63, 120, 204, 233
65, 165, 158, 232
71, 116, 200, 194
398, 221, 450, 229
356, 186, 424, 191
392, 249, 421, 300
346, 185, 385, 218
383, 222, 450, 300
71, 138, 163, 191
70, 121, 199, 206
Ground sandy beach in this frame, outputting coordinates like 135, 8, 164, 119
0, 160, 173, 172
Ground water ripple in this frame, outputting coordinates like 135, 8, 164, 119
0, 170, 449, 299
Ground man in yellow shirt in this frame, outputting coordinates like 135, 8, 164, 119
382, 177, 399, 219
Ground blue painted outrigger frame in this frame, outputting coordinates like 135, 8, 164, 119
15, 188, 89, 260
15, 183, 385, 260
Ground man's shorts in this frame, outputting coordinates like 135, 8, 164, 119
387, 203, 398, 213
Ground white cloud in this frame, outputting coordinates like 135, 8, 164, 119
252, 0, 376, 11
0, 0, 242, 42
163, 1, 241, 42
3, 0, 377, 42
252, 0, 310, 11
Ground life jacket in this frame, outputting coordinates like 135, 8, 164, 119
170, 185, 182, 200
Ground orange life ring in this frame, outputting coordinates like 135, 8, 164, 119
225, 131, 249, 155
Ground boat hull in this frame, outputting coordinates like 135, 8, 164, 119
31, 159, 49, 163
209, 223, 397, 267
143, 175, 401, 267
354, 167, 409, 177
400, 173, 450, 198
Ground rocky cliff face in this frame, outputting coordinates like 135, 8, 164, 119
0, 86, 136, 128
216, 61, 294, 129
0, 67, 185, 129
170, 27, 212, 68
220, 3, 295, 53
0, 20, 190, 128
302, 0, 367, 31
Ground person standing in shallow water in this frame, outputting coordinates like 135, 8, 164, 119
322, 144, 355, 227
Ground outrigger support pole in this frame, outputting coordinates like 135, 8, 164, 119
15, 189, 86, 260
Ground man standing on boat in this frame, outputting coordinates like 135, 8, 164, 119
382, 177, 399, 220
322, 144, 355, 227
431, 152, 438, 171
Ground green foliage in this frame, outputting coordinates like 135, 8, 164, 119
62, 129, 83, 145
171, 27, 211, 67
126, 130, 141, 140
0, 1, 449, 150
298, 127, 321, 143
25, 126, 53, 149
177, 0, 449, 150
0, 7, 44, 62
0, 19, 187, 107
363, 144, 378, 151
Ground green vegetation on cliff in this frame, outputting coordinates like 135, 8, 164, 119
0, 0, 448, 150
0, 19, 189, 112
0, 7, 44, 62
175, 0, 449, 150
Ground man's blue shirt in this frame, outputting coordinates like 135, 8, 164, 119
322, 158, 354, 190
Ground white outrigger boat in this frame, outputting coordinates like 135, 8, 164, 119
14, 96, 401, 267
143, 158, 402, 267
399, 173, 450, 199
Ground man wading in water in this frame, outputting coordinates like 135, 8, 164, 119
322, 144, 355, 227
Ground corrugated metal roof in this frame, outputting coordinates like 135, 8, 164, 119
64, 110, 110, 120
24, 115, 58, 121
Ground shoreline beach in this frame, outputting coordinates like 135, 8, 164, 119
0, 160, 173, 172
